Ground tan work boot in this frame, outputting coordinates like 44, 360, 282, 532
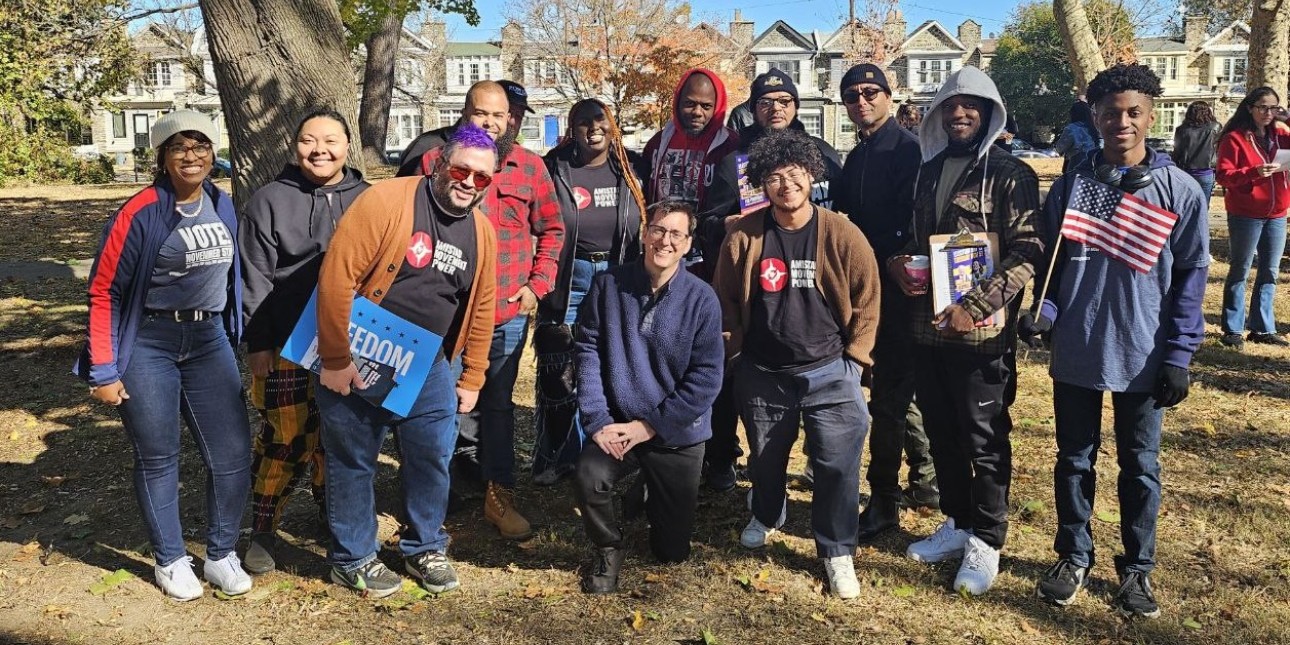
484, 482, 533, 540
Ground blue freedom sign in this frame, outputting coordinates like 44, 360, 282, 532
281, 289, 443, 416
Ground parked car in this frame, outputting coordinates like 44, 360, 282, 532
1145, 137, 1175, 154
1011, 139, 1060, 158
212, 157, 232, 178
385, 149, 404, 165
1013, 149, 1058, 159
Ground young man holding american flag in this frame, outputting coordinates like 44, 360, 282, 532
1023, 63, 1209, 619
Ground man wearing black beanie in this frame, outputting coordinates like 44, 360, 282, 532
833, 63, 939, 545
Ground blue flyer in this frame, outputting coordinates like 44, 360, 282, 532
280, 289, 444, 416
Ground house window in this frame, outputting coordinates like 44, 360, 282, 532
799, 111, 822, 138
1150, 102, 1185, 137
521, 115, 541, 143
397, 60, 423, 90
438, 109, 459, 128
401, 114, 422, 142
1220, 57, 1246, 84
765, 59, 800, 84
148, 61, 172, 88
469, 63, 481, 83
111, 112, 126, 139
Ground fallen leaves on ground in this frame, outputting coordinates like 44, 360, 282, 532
88, 569, 134, 596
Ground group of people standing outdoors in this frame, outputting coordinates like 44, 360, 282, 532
74, 54, 1286, 622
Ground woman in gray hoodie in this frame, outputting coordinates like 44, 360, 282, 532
238, 110, 369, 573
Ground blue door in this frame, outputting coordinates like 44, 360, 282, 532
543, 115, 560, 148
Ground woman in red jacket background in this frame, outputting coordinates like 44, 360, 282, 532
1215, 86, 1290, 349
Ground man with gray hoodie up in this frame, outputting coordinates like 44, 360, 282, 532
885, 67, 1044, 596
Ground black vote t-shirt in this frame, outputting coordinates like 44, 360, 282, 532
379, 178, 477, 356
745, 208, 843, 372
570, 161, 619, 255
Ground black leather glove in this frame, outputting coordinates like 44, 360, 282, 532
1017, 300, 1056, 348
1154, 364, 1190, 408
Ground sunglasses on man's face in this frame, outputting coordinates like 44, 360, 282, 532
842, 87, 885, 105
446, 164, 493, 190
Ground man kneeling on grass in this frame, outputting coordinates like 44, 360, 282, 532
572, 200, 724, 594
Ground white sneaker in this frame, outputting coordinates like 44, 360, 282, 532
243, 534, 276, 574
824, 555, 860, 599
204, 553, 253, 595
906, 517, 971, 563
155, 555, 203, 601
954, 536, 1000, 596
740, 516, 778, 549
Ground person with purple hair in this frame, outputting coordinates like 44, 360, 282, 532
313, 123, 499, 597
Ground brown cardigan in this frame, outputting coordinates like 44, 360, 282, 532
712, 205, 881, 369
316, 177, 497, 391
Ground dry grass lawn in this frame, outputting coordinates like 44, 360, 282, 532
0, 182, 1286, 645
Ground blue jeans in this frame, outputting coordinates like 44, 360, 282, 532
533, 258, 606, 476
318, 358, 457, 570
1052, 381, 1163, 574
1188, 171, 1215, 206
117, 315, 251, 566
734, 356, 869, 558
1222, 215, 1286, 335
455, 314, 529, 486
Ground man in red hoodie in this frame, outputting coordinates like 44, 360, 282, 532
642, 69, 740, 210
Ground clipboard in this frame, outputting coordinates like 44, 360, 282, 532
929, 229, 1004, 328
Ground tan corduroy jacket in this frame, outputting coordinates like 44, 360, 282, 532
712, 205, 881, 369
316, 177, 497, 391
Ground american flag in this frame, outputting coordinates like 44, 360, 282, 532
1060, 176, 1178, 274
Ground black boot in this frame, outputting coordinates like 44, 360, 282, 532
856, 497, 901, 542
582, 546, 626, 594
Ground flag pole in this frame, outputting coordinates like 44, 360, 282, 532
1034, 233, 1064, 310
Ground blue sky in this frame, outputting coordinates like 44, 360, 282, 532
439, 0, 1180, 42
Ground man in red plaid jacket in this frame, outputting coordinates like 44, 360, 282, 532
419, 80, 565, 541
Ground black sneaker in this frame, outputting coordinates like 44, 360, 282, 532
1248, 332, 1290, 347
405, 550, 459, 593
1113, 570, 1160, 619
899, 485, 941, 510
582, 546, 626, 594
1035, 558, 1088, 606
1220, 332, 1245, 349
706, 463, 737, 492
330, 560, 403, 598
856, 497, 900, 543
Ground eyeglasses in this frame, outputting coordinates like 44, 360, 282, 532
763, 170, 809, 187
756, 97, 794, 110
842, 87, 885, 105
446, 165, 493, 190
165, 142, 213, 159
645, 224, 690, 243
1252, 105, 1284, 113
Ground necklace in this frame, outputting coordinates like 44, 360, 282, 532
175, 193, 204, 218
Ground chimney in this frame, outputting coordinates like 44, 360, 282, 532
1183, 15, 1207, 50
958, 20, 981, 51
884, 9, 907, 50
730, 10, 755, 48
501, 21, 523, 79
420, 20, 446, 47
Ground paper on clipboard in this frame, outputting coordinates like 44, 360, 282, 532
929, 231, 1004, 328
1273, 149, 1290, 173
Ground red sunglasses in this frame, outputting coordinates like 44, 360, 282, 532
446, 164, 493, 190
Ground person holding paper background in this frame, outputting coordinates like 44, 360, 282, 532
239, 109, 370, 574
313, 125, 497, 598
884, 66, 1043, 596
1215, 86, 1290, 349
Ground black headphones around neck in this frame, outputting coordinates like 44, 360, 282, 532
1091, 148, 1155, 192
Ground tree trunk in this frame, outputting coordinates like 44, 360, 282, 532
1246, 0, 1289, 96
1053, 0, 1106, 93
359, 8, 405, 167
197, 0, 364, 207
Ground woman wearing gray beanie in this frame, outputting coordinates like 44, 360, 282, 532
73, 109, 254, 601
